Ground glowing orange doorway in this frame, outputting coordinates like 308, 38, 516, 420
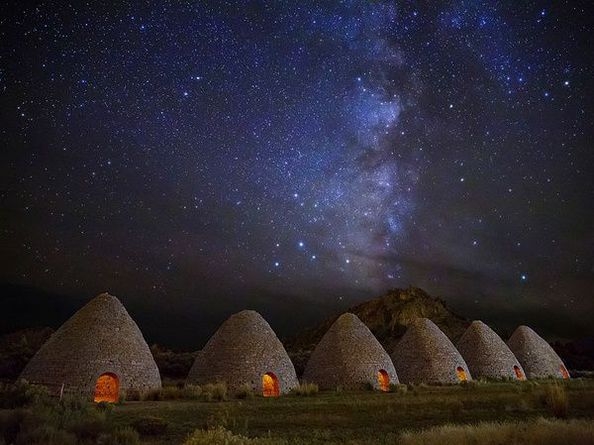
94, 373, 119, 403
513, 365, 525, 380
377, 369, 390, 392
456, 366, 468, 382
560, 365, 570, 379
262, 372, 280, 397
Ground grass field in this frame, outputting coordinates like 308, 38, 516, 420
108, 379, 594, 444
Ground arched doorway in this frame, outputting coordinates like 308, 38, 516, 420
513, 365, 525, 380
94, 373, 119, 403
560, 365, 570, 379
262, 372, 280, 397
456, 366, 468, 382
377, 369, 390, 392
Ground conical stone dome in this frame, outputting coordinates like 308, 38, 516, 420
457, 320, 525, 380
507, 325, 570, 379
186, 310, 298, 395
391, 318, 472, 384
20, 293, 161, 398
302, 313, 398, 390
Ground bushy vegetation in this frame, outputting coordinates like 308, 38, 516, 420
131, 416, 168, 436
141, 382, 228, 402
389, 383, 408, 394
235, 383, 256, 399
182, 417, 594, 445
290, 383, 319, 396
141, 383, 207, 401
183, 426, 255, 445
1, 379, 593, 444
0, 381, 140, 445
111, 378, 594, 444
398, 417, 594, 445
201, 383, 228, 402
543, 383, 569, 418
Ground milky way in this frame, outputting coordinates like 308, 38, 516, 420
2, 1, 593, 339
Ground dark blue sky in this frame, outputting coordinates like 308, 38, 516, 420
2, 1, 593, 342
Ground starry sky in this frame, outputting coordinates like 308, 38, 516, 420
1, 1, 593, 343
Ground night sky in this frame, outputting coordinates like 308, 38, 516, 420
1, 1, 593, 343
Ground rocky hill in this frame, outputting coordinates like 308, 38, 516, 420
285, 287, 470, 375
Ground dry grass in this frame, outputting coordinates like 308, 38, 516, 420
543, 383, 569, 418
290, 383, 319, 396
398, 417, 594, 445
235, 384, 256, 400
111, 378, 594, 444
141, 383, 226, 402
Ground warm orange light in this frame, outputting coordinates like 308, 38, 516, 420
513, 365, 525, 380
377, 369, 390, 392
560, 365, 570, 379
456, 366, 468, 382
94, 373, 119, 403
262, 372, 280, 397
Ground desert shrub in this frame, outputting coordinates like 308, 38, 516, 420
389, 383, 408, 394
0, 380, 50, 409
63, 406, 108, 441
141, 388, 163, 401
141, 385, 214, 401
161, 386, 185, 400
183, 384, 203, 399
184, 426, 251, 445
201, 383, 228, 402
460, 380, 480, 389
96, 401, 114, 413
184, 426, 285, 445
543, 383, 569, 418
100, 427, 141, 445
235, 383, 255, 399
131, 416, 168, 436
14, 424, 77, 445
290, 383, 319, 397
0, 409, 27, 444
0, 387, 136, 444
398, 418, 594, 445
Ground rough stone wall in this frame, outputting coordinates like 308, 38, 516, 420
20, 293, 161, 398
391, 318, 472, 384
302, 313, 398, 390
186, 310, 298, 394
457, 321, 525, 380
507, 325, 570, 379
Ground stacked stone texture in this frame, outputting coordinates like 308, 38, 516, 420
456, 320, 525, 380
391, 318, 472, 384
20, 293, 161, 397
302, 313, 398, 390
507, 325, 570, 379
186, 310, 298, 394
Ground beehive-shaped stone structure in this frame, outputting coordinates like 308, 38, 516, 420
507, 325, 570, 379
302, 313, 398, 391
186, 310, 298, 396
391, 318, 472, 384
457, 320, 526, 380
20, 293, 161, 401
